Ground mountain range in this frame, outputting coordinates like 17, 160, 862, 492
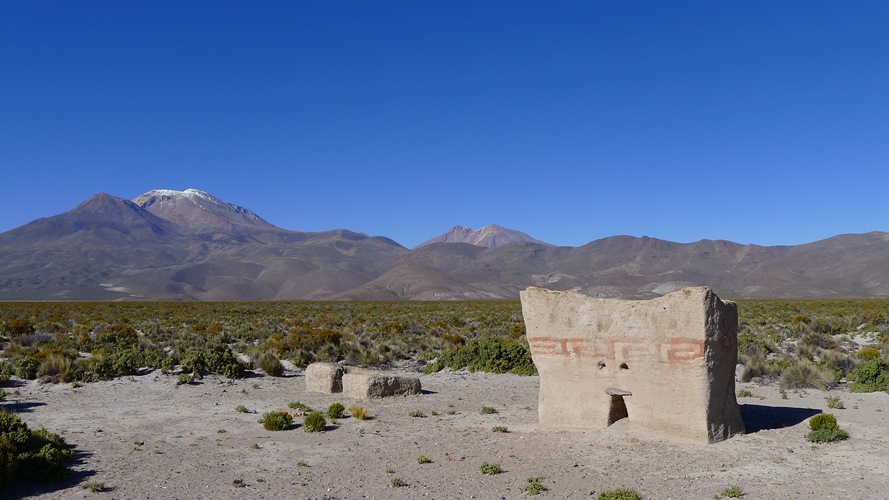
1, 189, 888, 301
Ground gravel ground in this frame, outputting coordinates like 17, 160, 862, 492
5, 369, 889, 499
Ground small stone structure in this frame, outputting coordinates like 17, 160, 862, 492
520, 286, 745, 443
305, 362, 421, 398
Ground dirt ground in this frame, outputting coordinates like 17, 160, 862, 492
6, 368, 889, 500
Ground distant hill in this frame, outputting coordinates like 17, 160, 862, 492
1, 189, 889, 300
417, 225, 548, 249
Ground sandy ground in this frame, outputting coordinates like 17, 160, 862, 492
6, 368, 889, 500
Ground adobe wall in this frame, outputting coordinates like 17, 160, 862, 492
520, 286, 744, 443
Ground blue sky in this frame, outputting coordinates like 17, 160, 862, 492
2, 1, 887, 248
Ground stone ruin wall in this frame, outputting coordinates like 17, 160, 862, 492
520, 286, 745, 443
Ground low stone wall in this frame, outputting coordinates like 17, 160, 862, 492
304, 363, 421, 399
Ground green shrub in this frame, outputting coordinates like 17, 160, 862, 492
479, 462, 501, 475
807, 427, 849, 443
806, 413, 849, 443
327, 402, 345, 419
254, 351, 284, 377
408, 410, 426, 418
492, 426, 508, 433
180, 344, 246, 379
0, 362, 13, 386
0, 413, 73, 486
177, 373, 193, 385
480, 406, 498, 414
235, 405, 249, 413
14, 356, 40, 380
826, 395, 844, 409
597, 488, 643, 500
522, 476, 547, 495
849, 358, 889, 393
809, 413, 838, 431
736, 389, 753, 398
288, 401, 313, 413
416, 455, 432, 464
303, 411, 326, 432
1, 318, 35, 338
426, 337, 537, 376
261, 411, 293, 431
721, 485, 744, 498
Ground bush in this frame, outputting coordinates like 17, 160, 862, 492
426, 337, 537, 376
826, 395, 844, 409
408, 410, 426, 418
736, 389, 753, 398
177, 373, 193, 385
348, 405, 369, 420
779, 360, 834, 390
38, 354, 78, 383
479, 462, 501, 475
1, 318, 35, 338
303, 411, 326, 432
857, 346, 881, 361
522, 477, 547, 495
480, 406, 498, 414
597, 488, 643, 500
254, 351, 284, 377
806, 413, 849, 443
14, 356, 40, 380
721, 485, 744, 498
327, 402, 345, 419
492, 426, 508, 433
261, 411, 293, 431
0, 413, 73, 486
849, 358, 889, 393
181, 344, 246, 379
416, 455, 432, 464
809, 413, 838, 431
235, 405, 249, 413
288, 401, 314, 414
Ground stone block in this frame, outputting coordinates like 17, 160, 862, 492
305, 362, 343, 394
342, 368, 421, 399
520, 286, 745, 443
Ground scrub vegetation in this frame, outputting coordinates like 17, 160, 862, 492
0, 299, 887, 392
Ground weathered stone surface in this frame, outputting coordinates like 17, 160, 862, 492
520, 286, 745, 443
305, 362, 344, 394
342, 368, 422, 399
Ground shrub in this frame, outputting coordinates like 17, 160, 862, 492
38, 353, 78, 383
826, 395, 844, 409
14, 356, 40, 380
479, 462, 501, 475
492, 426, 508, 433
254, 351, 285, 377
348, 405, 369, 420
806, 413, 849, 443
0, 413, 73, 486
597, 488, 643, 500
180, 344, 246, 379
1, 318, 35, 337
391, 477, 408, 487
261, 411, 293, 431
303, 411, 326, 432
327, 402, 345, 419
408, 410, 426, 418
522, 476, 547, 495
288, 401, 313, 413
721, 485, 744, 498
235, 405, 249, 413
426, 337, 537, 376
849, 358, 889, 393
177, 373, 193, 385
416, 455, 432, 464
480, 406, 498, 414
779, 360, 834, 390
809, 413, 838, 431
736, 389, 753, 398
857, 346, 881, 361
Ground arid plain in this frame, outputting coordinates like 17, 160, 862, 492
7, 366, 889, 499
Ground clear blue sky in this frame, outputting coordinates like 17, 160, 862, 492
2, 1, 887, 248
